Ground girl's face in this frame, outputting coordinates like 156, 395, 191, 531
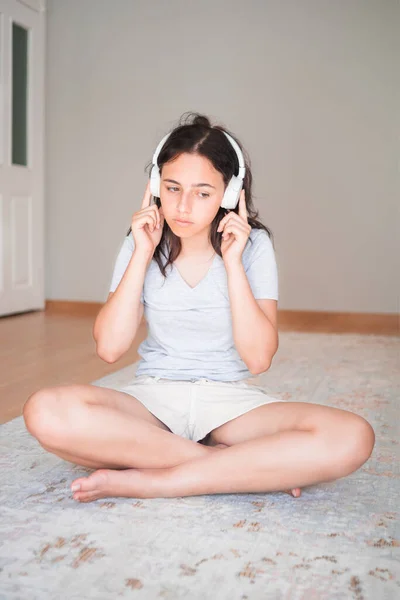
160, 153, 225, 237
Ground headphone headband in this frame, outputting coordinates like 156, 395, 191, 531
152, 131, 245, 179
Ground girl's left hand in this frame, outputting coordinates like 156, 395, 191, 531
217, 190, 251, 266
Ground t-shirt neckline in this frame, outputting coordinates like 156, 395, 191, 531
172, 253, 219, 291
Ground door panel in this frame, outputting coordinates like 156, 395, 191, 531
0, 0, 45, 316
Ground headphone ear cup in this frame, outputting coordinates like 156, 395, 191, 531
221, 176, 243, 210
150, 164, 161, 197
221, 189, 235, 210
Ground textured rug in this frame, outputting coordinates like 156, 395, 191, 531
0, 332, 399, 599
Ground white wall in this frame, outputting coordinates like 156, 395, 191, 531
45, 0, 399, 313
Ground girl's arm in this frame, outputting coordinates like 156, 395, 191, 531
226, 261, 278, 374
93, 250, 151, 363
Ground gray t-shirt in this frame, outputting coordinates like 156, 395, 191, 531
109, 228, 278, 382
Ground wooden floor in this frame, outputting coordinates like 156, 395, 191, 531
1, 306, 397, 424
0, 309, 147, 424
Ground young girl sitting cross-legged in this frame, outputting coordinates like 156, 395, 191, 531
23, 112, 375, 503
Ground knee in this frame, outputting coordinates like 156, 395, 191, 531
23, 388, 65, 447
339, 416, 376, 474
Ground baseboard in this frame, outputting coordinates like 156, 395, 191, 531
44, 301, 399, 335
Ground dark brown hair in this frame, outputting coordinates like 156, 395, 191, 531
127, 111, 274, 278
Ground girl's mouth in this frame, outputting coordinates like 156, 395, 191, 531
175, 219, 193, 225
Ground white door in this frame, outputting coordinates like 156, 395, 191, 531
0, 0, 45, 317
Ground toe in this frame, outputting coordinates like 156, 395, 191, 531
74, 489, 101, 503
284, 488, 301, 497
71, 478, 84, 492
71, 469, 110, 494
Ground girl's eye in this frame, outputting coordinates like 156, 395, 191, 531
167, 186, 209, 199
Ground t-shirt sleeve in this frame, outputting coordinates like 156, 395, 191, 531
244, 230, 279, 300
109, 232, 144, 303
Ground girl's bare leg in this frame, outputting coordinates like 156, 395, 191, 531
69, 403, 375, 502
23, 384, 216, 469
38, 440, 226, 471
39, 444, 129, 470
23, 385, 301, 498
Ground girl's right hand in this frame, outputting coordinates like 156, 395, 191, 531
131, 180, 165, 258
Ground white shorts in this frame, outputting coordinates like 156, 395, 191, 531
114, 374, 287, 443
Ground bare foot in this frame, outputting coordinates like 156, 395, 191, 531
70, 446, 225, 502
70, 468, 158, 502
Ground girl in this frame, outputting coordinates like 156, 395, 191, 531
23, 112, 375, 503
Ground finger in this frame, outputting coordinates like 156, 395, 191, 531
238, 190, 247, 221
217, 213, 227, 231
152, 206, 161, 228
217, 212, 235, 231
218, 207, 235, 225
158, 205, 165, 228
141, 180, 153, 209
140, 212, 156, 231
222, 223, 249, 239
218, 211, 241, 231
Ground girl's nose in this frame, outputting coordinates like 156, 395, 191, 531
177, 190, 193, 211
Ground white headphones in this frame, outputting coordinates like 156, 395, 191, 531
149, 130, 246, 210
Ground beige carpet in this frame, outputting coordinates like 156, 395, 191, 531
0, 332, 398, 599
